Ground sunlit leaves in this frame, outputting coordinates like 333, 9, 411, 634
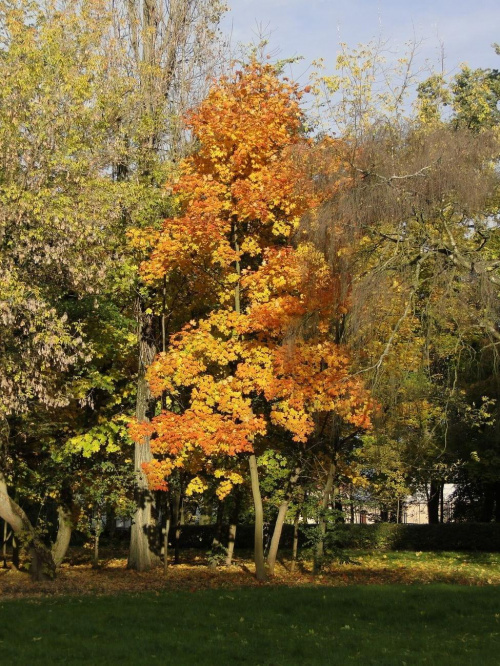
131, 62, 372, 495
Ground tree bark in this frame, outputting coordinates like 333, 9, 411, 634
129, 306, 160, 571
172, 489, 183, 564
267, 464, 301, 576
249, 454, 266, 581
162, 493, 171, 573
290, 508, 300, 573
428, 480, 441, 525
209, 499, 225, 569
314, 462, 335, 574
225, 488, 241, 566
0, 472, 56, 580
52, 505, 73, 568
481, 483, 495, 522
495, 482, 500, 523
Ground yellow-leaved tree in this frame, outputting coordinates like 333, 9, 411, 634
130, 61, 372, 580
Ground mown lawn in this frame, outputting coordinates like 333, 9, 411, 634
1, 585, 499, 665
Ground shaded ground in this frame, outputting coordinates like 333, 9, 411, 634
0, 585, 499, 664
1, 549, 499, 600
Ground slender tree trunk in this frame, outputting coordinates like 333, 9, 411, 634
495, 483, 500, 523
428, 480, 441, 525
2, 519, 11, 568
314, 462, 335, 574
163, 515, 171, 573
209, 500, 225, 569
92, 531, 101, 569
249, 454, 266, 581
481, 483, 495, 522
162, 493, 171, 573
225, 489, 241, 566
92, 509, 102, 569
290, 508, 300, 573
172, 490, 182, 564
226, 522, 237, 566
12, 535, 19, 570
267, 464, 301, 576
52, 506, 73, 568
129, 306, 160, 571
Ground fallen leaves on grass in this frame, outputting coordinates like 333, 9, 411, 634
0, 550, 499, 600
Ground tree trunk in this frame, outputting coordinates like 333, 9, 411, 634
290, 509, 300, 573
12, 535, 19, 570
162, 494, 171, 573
209, 499, 225, 570
172, 490, 182, 564
267, 464, 301, 576
428, 480, 441, 525
2, 519, 10, 568
481, 483, 495, 522
495, 482, 500, 523
226, 522, 237, 566
52, 505, 73, 568
314, 462, 335, 574
225, 489, 241, 566
0, 471, 56, 580
92, 531, 100, 569
249, 454, 266, 581
129, 306, 160, 571
92, 509, 102, 569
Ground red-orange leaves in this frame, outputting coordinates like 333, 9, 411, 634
130, 62, 372, 495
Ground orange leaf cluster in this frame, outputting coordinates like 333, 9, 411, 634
129, 62, 371, 495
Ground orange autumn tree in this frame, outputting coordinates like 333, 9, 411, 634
130, 62, 372, 580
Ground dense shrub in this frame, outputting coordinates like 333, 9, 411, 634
162, 522, 500, 552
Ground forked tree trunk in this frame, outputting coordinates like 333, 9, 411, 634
249, 454, 266, 581
0, 472, 56, 580
267, 464, 301, 576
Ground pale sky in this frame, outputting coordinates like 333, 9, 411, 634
222, 1, 500, 78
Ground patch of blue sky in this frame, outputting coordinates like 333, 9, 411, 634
222, 1, 500, 77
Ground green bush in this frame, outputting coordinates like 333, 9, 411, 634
333, 523, 500, 552
165, 522, 500, 552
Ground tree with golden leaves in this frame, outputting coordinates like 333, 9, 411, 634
131, 61, 372, 580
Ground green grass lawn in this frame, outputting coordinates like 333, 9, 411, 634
0, 585, 499, 665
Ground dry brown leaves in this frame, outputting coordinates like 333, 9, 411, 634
1, 550, 499, 600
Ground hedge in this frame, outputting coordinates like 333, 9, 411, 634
156, 522, 500, 552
